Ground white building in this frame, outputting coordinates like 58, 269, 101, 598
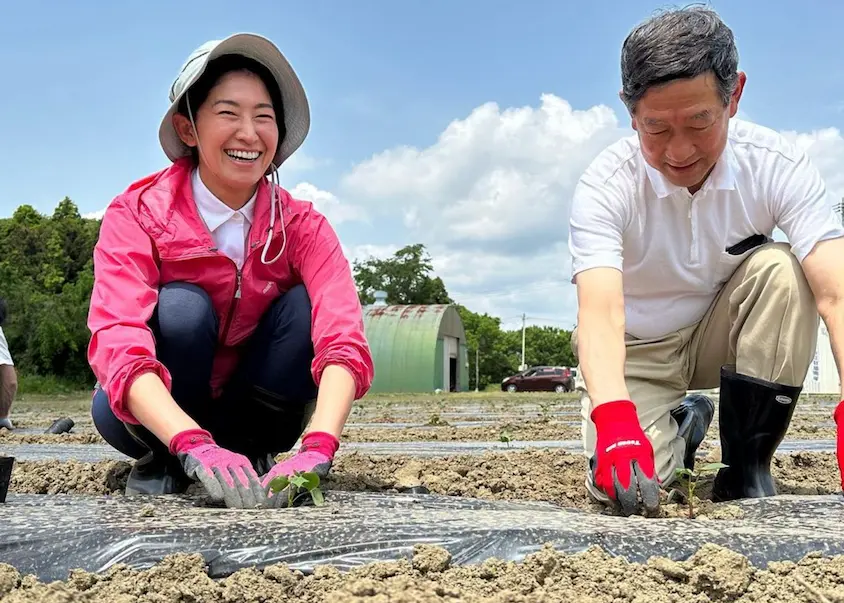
803, 322, 840, 394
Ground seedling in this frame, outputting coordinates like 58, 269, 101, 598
427, 413, 449, 426
268, 471, 325, 508
499, 429, 512, 447
672, 462, 728, 518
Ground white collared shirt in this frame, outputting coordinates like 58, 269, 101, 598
191, 169, 257, 270
568, 118, 844, 339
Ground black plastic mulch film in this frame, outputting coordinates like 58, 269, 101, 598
2, 489, 844, 583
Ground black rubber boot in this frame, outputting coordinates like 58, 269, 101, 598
712, 365, 801, 502
124, 423, 191, 496
670, 393, 715, 470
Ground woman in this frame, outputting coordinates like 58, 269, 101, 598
87, 33, 374, 509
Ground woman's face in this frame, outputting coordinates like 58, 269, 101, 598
176, 70, 279, 206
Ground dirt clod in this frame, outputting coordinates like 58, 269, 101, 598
0, 563, 21, 597
687, 543, 753, 600
412, 544, 452, 573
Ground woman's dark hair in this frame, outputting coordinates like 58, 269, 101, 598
177, 54, 287, 160
0, 298, 7, 327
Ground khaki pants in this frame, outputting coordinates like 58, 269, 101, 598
572, 242, 819, 502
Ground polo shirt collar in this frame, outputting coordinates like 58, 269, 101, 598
644, 139, 738, 198
191, 168, 257, 232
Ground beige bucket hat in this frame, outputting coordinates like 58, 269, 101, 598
158, 33, 310, 168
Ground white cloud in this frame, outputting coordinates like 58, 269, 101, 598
288, 182, 367, 225
780, 127, 844, 203
341, 94, 628, 255
279, 152, 327, 174
335, 93, 629, 326
83, 208, 105, 220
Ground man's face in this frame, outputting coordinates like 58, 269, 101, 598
630, 71, 745, 193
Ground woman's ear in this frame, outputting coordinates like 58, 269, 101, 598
172, 113, 198, 148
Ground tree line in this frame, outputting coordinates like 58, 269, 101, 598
0, 200, 576, 392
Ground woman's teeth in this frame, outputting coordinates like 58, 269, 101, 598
225, 150, 260, 162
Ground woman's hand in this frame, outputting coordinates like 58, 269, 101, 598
171, 428, 266, 508
261, 431, 339, 508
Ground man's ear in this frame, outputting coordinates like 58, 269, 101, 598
619, 90, 637, 130
729, 72, 747, 118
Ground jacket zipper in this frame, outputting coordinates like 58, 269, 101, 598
220, 262, 241, 344
171, 213, 274, 345
166, 251, 242, 345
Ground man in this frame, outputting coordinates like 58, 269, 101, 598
0, 298, 17, 430
568, 6, 844, 517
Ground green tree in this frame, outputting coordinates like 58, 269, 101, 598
521, 325, 576, 368
456, 305, 516, 390
0, 199, 100, 387
353, 244, 452, 305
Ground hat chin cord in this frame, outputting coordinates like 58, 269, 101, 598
185, 89, 287, 267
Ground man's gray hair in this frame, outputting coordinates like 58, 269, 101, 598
620, 5, 739, 113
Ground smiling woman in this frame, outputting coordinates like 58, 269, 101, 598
86, 33, 374, 510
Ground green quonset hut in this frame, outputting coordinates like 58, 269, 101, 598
363, 293, 469, 393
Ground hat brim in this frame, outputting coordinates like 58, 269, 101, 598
158, 33, 310, 170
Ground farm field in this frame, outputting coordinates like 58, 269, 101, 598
1, 390, 843, 602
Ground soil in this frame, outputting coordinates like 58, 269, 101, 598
8, 448, 840, 518
3, 541, 844, 602
3, 394, 839, 444
3, 391, 843, 601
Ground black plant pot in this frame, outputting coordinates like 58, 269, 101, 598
0, 456, 14, 503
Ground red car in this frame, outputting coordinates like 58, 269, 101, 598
501, 366, 575, 393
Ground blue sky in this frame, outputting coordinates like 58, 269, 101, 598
2, 0, 843, 328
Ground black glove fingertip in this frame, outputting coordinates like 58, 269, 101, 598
612, 464, 641, 517
633, 460, 661, 513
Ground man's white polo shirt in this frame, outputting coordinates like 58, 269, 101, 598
568, 118, 844, 340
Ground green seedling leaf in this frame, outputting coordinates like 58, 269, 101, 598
289, 474, 309, 489
299, 472, 321, 491
675, 467, 693, 480
310, 488, 325, 506
698, 462, 728, 472
268, 476, 290, 493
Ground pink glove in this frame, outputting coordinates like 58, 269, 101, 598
262, 431, 339, 507
171, 428, 265, 508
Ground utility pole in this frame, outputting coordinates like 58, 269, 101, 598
475, 346, 479, 392
520, 313, 526, 370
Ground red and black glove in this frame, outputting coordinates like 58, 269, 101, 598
834, 401, 844, 491
590, 399, 660, 515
